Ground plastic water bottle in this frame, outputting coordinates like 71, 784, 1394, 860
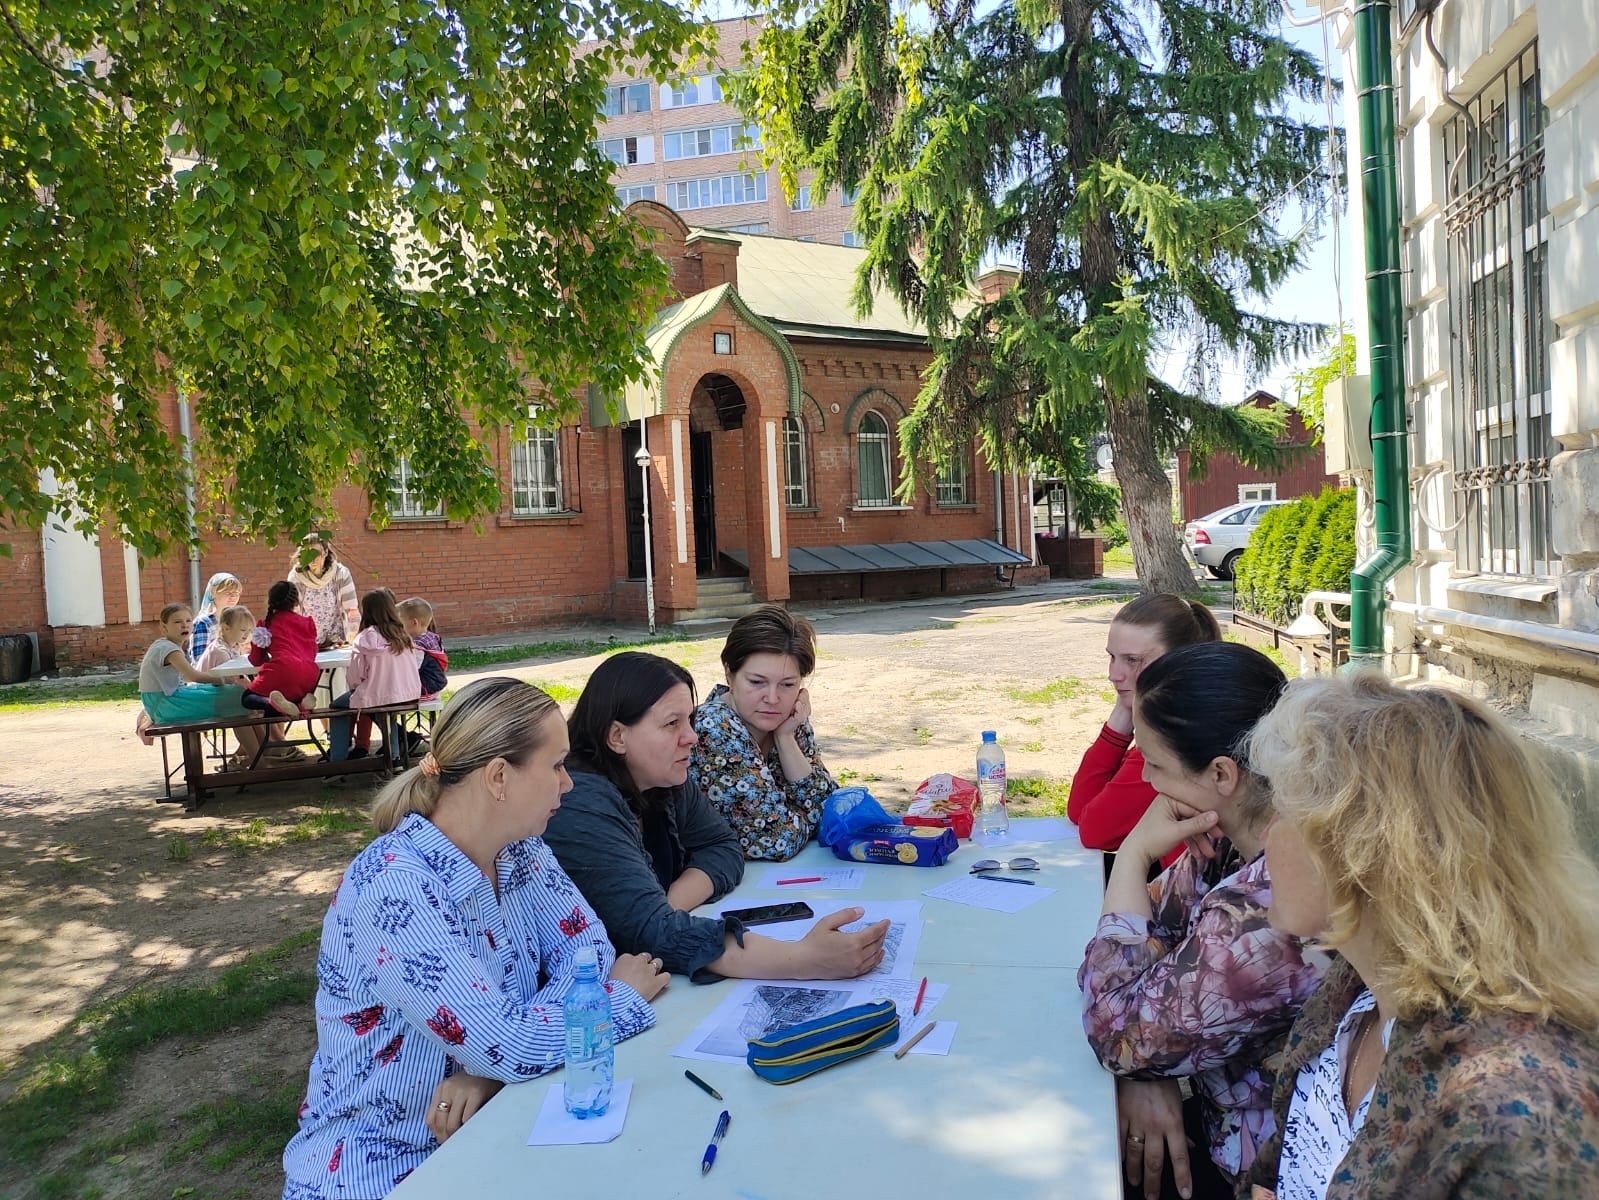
976, 730, 1009, 840
563, 946, 614, 1118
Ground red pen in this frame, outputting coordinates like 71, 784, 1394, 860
775, 876, 824, 886
912, 975, 928, 1017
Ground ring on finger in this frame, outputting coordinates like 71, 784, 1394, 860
437, 1101, 451, 1112
1126, 1134, 1145, 1144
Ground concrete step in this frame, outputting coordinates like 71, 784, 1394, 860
696, 577, 754, 598
675, 599, 766, 623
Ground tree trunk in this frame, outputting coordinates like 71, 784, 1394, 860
1105, 386, 1195, 595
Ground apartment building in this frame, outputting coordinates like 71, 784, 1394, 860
587, 17, 860, 244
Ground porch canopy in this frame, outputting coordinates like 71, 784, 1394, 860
725, 538, 1029, 575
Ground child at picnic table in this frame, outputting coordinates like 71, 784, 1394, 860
242, 581, 321, 719
1079, 642, 1326, 1200
281, 678, 669, 1200
187, 571, 242, 663
1068, 592, 1222, 868
138, 602, 267, 763
690, 605, 835, 861
193, 604, 254, 674
1243, 673, 1599, 1200
342, 595, 446, 760
328, 589, 423, 768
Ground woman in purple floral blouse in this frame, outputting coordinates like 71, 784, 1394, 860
1244, 673, 1599, 1200
690, 606, 836, 861
1079, 643, 1327, 1200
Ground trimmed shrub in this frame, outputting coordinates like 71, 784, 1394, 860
1233, 487, 1356, 626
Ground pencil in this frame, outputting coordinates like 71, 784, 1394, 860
912, 976, 928, 1017
684, 1069, 723, 1101
895, 1021, 937, 1060
775, 876, 824, 885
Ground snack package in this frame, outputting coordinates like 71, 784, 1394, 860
904, 773, 978, 840
830, 823, 959, 867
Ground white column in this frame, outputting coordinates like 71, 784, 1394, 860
123, 544, 142, 625
39, 469, 107, 627
671, 418, 688, 565
765, 419, 782, 558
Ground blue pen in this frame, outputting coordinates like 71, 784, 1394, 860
701, 1109, 731, 1175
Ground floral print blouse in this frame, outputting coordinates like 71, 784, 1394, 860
1249, 957, 1599, 1200
1079, 844, 1328, 1181
690, 684, 835, 862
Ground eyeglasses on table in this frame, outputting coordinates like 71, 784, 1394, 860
969, 856, 1040, 875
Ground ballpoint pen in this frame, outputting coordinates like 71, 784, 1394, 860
701, 1110, 731, 1175
912, 976, 928, 1017
684, 1069, 723, 1101
978, 875, 1035, 886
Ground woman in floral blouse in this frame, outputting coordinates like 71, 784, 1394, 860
1079, 643, 1326, 1200
282, 678, 669, 1200
690, 606, 836, 861
1244, 673, 1599, 1200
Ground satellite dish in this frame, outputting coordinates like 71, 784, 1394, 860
1095, 442, 1114, 470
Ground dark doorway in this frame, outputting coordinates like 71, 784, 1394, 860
622, 425, 646, 580
690, 430, 717, 574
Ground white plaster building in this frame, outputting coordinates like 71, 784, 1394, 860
1322, 0, 1599, 852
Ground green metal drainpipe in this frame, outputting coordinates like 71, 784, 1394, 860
1348, 0, 1412, 666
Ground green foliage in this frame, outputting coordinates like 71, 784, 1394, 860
1289, 329, 1357, 445
736, 0, 1335, 593
1, 1, 708, 555
1233, 487, 1355, 625
1100, 515, 1129, 552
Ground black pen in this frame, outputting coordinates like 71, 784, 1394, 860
684, 1069, 723, 1101
980, 875, 1036, 886
701, 1109, 731, 1175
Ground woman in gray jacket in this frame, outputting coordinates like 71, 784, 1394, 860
542, 652, 887, 982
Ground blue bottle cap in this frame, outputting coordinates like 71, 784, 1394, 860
981, 730, 997, 742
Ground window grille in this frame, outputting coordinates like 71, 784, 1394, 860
1442, 43, 1554, 578
389, 457, 443, 519
783, 417, 809, 508
511, 428, 563, 515
856, 412, 893, 505
935, 456, 970, 505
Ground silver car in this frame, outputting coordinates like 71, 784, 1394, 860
1184, 500, 1288, 580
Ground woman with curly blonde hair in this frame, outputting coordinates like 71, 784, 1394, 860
1244, 672, 1599, 1200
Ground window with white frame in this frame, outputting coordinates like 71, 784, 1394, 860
783, 417, 809, 508
603, 82, 652, 116
856, 411, 892, 506
1238, 483, 1276, 503
1442, 42, 1554, 578
841, 230, 864, 248
841, 184, 859, 206
662, 123, 761, 161
935, 455, 971, 505
598, 135, 653, 166
667, 172, 766, 210
715, 221, 768, 234
616, 183, 656, 206
661, 74, 724, 109
511, 427, 563, 515
389, 457, 442, 519
791, 185, 812, 212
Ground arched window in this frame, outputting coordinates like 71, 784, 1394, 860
782, 416, 809, 508
857, 411, 892, 506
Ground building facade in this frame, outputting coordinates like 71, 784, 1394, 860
1175, 390, 1339, 520
1, 208, 1040, 671
1323, 0, 1599, 853
588, 18, 859, 245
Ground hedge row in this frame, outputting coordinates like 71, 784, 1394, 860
1232, 487, 1357, 627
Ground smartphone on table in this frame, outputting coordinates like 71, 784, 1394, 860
721, 901, 815, 928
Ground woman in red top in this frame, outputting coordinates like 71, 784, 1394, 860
1068, 593, 1220, 855
243, 580, 322, 718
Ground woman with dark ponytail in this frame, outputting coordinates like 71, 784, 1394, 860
283, 678, 669, 1199
1079, 643, 1325, 1200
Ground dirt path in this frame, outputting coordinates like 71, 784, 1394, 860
1, 583, 1138, 1196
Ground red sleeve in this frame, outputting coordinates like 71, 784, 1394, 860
1068, 727, 1156, 852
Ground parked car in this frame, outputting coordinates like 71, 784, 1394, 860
1184, 500, 1289, 580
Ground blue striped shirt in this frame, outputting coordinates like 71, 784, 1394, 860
282, 814, 655, 1198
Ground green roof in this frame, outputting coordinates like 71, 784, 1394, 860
690, 229, 929, 343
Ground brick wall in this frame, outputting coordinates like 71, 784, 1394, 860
1177, 398, 1337, 521
0, 524, 53, 666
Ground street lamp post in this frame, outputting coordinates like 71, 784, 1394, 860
634, 439, 656, 636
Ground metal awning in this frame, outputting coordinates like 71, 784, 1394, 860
725, 538, 1029, 576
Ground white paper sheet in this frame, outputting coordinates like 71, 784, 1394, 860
921, 876, 1057, 913
526, 1078, 633, 1145
889, 1020, 958, 1056
716, 900, 925, 981
755, 865, 867, 890
858, 977, 949, 1047
673, 980, 866, 1065
1002, 817, 1075, 843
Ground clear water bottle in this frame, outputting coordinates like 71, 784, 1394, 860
976, 730, 1009, 839
563, 946, 614, 1118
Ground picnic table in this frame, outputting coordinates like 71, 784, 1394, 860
390, 824, 1119, 1200
211, 646, 353, 681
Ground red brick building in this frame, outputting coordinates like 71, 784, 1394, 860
3, 203, 1040, 672
1175, 390, 1338, 521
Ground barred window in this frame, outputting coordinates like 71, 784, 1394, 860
783, 417, 809, 508
511, 428, 563, 515
666, 172, 767, 211
935, 456, 971, 506
662, 123, 760, 161
1443, 43, 1554, 578
389, 457, 442, 520
856, 411, 892, 506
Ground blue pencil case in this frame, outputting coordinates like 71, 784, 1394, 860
746, 999, 900, 1084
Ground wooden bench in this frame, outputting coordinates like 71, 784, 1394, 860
149, 701, 428, 811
